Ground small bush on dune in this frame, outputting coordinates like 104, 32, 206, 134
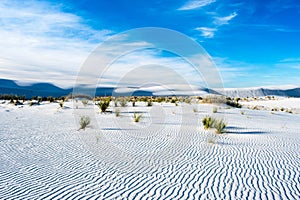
119, 97, 128, 107
82, 99, 88, 106
133, 112, 142, 122
59, 101, 64, 108
193, 107, 198, 113
97, 100, 110, 112
202, 116, 216, 130
202, 116, 227, 134
213, 107, 218, 113
115, 108, 120, 117
79, 116, 90, 130
214, 119, 227, 134
226, 100, 242, 108
147, 100, 153, 107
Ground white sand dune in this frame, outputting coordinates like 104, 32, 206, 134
0, 100, 299, 199
218, 86, 300, 98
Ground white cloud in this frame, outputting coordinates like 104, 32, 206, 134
0, 0, 112, 88
195, 27, 217, 38
213, 12, 238, 25
178, 0, 216, 10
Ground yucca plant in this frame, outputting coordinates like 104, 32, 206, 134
97, 100, 110, 112
147, 100, 153, 107
133, 112, 142, 122
59, 101, 64, 108
202, 116, 216, 130
82, 99, 88, 107
212, 107, 218, 113
115, 108, 120, 117
119, 97, 128, 107
79, 116, 90, 130
214, 119, 227, 134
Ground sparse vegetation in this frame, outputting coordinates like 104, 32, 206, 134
82, 99, 88, 107
202, 116, 227, 134
59, 101, 64, 108
240, 111, 245, 115
79, 116, 90, 130
207, 137, 216, 144
214, 119, 227, 134
147, 100, 153, 107
115, 108, 120, 117
119, 97, 128, 107
133, 112, 142, 122
97, 100, 110, 112
226, 100, 242, 108
213, 107, 218, 113
193, 107, 198, 113
202, 116, 216, 130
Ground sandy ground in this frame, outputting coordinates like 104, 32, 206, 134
0, 99, 299, 199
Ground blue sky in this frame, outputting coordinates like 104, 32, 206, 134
0, 0, 299, 89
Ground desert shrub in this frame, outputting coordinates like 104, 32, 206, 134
29, 101, 39, 106
171, 99, 177, 104
214, 119, 227, 134
119, 97, 128, 107
234, 97, 241, 102
79, 116, 90, 130
97, 100, 110, 112
114, 100, 118, 107
213, 107, 218, 113
59, 101, 64, 108
226, 100, 242, 108
14, 100, 23, 106
147, 100, 153, 107
286, 109, 292, 114
193, 107, 198, 113
202, 116, 216, 130
280, 107, 285, 112
133, 113, 142, 122
82, 99, 88, 107
37, 97, 42, 103
115, 108, 120, 117
240, 111, 245, 115
202, 95, 226, 104
156, 97, 165, 103
132, 100, 136, 107
47, 96, 55, 103
184, 98, 191, 104
271, 107, 278, 111
207, 137, 216, 144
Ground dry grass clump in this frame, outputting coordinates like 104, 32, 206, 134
59, 101, 64, 108
214, 119, 227, 134
97, 100, 110, 112
202, 116, 227, 134
212, 107, 218, 113
115, 108, 120, 117
202, 116, 216, 130
202, 95, 226, 104
81, 99, 88, 106
133, 112, 142, 122
147, 99, 153, 106
79, 116, 90, 130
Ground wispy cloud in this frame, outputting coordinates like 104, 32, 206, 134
213, 12, 238, 25
0, 0, 112, 88
178, 0, 216, 11
195, 27, 217, 38
278, 57, 300, 70
194, 12, 238, 38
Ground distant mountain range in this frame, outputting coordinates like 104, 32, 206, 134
0, 79, 152, 98
0, 78, 299, 98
